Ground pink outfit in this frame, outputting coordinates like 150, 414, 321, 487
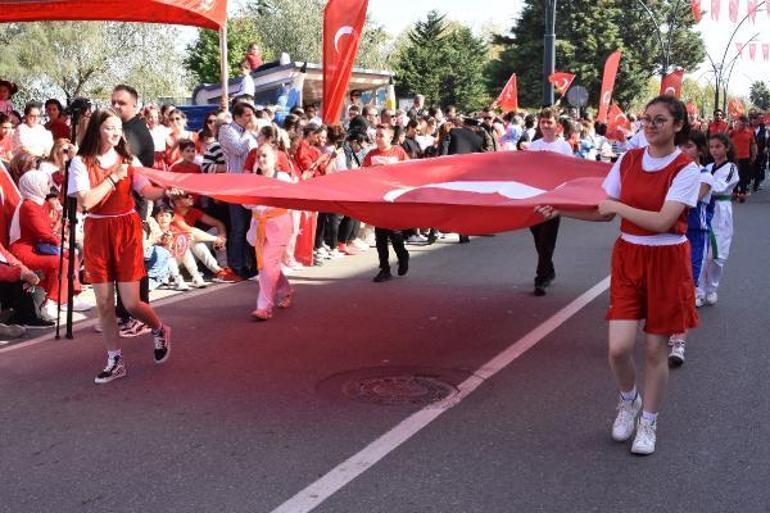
251, 209, 293, 312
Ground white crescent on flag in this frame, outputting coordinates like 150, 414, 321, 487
602, 91, 612, 106
384, 181, 549, 203
663, 86, 677, 96
334, 25, 354, 52
554, 78, 569, 92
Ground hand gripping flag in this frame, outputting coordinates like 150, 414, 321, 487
322, 0, 368, 124
597, 51, 622, 123
139, 152, 610, 235
548, 72, 576, 96
496, 73, 518, 113
660, 69, 684, 98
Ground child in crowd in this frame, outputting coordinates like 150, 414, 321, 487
699, 133, 740, 306
668, 129, 713, 366
170, 194, 239, 282
363, 124, 410, 283
168, 139, 202, 174
0, 80, 17, 117
154, 205, 208, 289
246, 144, 294, 321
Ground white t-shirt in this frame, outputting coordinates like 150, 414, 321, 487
68, 151, 150, 198
149, 125, 170, 152
527, 137, 574, 157
602, 147, 700, 245
625, 130, 648, 150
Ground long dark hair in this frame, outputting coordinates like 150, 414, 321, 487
77, 109, 133, 164
645, 95, 691, 146
709, 132, 736, 163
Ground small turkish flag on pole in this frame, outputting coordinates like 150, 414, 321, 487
660, 69, 684, 98
548, 72, 576, 96
749, 43, 758, 61
712, 0, 721, 21
748, 0, 758, 23
691, 0, 702, 22
322, 0, 369, 125
729, 0, 738, 22
763, 44, 769, 61
606, 103, 631, 142
597, 50, 622, 124
496, 73, 518, 112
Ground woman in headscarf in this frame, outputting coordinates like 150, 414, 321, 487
9, 170, 89, 316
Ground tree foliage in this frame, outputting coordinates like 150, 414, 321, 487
0, 22, 189, 105
392, 10, 490, 112
489, 0, 706, 109
185, 0, 392, 86
749, 81, 770, 110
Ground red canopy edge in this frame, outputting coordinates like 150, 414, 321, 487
0, 0, 227, 30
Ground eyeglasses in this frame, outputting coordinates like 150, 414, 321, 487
206, 119, 216, 124
640, 116, 672, 128
170, 117, 183, 121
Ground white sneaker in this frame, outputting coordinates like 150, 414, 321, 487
705, 292, 718, 305
695, 296, 704, 308
351, 239, 369, 251
191, 275, 208, 288
631, 418, 657, 455
71, 296, 93, 312
406, 234, 428, 244
173, 275, 190, 291
328, 249, 345, 259
668, 339, 686, 366
612, 393, 642, 442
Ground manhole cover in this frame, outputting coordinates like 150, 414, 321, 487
317, 366, 473, 407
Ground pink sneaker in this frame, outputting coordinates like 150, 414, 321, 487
250, 309, 272, 322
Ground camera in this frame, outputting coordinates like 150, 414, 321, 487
64, 97, 92, 117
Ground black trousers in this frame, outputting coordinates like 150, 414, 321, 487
529, 217, 560, 285
737, 158, 752, 194
315, 213, 341, 249
0, 281, 39, 323
116, 276, 150, 323
375, 228, 409, 270
752, 154, 766, 190
338, 217, 360, 243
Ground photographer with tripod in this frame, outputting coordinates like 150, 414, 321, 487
69, 108, 174, 384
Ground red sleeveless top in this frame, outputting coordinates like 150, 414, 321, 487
618, 148, 691, 236
86, 159, 136, 216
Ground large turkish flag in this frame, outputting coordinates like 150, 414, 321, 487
0, 162, 21, 246
597, 51, 622, 123
139, 152, 611, 234
322, 0, 368, 124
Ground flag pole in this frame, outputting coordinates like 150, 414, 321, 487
219, 24, 229, 109
543, 0, 557, 107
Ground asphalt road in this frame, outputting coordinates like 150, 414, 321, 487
2, 191, 769, 513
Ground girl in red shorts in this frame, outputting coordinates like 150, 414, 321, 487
536, 96, 701, 455
69, 109, 174, 384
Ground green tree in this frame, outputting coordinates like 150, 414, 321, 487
0, 22, 188, 105
749, 81, 770, 110
392, 10, 490, 111
489, 0, 705, 108
185, 0, 392, 86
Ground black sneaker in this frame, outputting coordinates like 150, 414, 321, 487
397, 255, 409, 276
373, 269, 394, 283
152, 324, 171, 364
94, 355, 127, 384
20, 317, 55, 330
534, 286, 547, 297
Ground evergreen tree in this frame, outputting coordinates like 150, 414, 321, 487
393, 10, 490, 112
489, 0, 705, 108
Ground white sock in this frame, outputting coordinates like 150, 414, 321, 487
620, 386, 637, 402
641, 410, 658, 423
107, 349, 122, 361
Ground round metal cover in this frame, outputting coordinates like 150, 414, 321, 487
567, 85, 589, 108
317, 366, 472, 407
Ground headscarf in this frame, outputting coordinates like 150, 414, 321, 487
8, 170, 51, 244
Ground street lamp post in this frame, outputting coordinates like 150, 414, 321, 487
543, 0, 557, 107
634, 0, 687, 77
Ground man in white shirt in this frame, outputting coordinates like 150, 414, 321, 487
526, 108, 574, 296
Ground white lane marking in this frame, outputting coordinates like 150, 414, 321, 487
269, 275, 612, 513
0, 283, 239, 355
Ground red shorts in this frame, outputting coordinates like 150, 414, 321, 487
606, 238, 698, 335
83, 213, 146, 284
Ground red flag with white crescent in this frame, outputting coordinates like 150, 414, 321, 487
660, 69, 684, 98
729, 0, 738, 22
691, 0, 702, 22
748, 0, 758, 22
711, 0, 721, 20
0, 162, 20, 247
749, 43, 758, 60
763, 44, 769, 61
322, 0, 368, 124
548, 72, 576, 96
606, 103, 631, 142
496, 73, 519, 112
728, 98, 745, 119
597, 51, 622, 124
137, 152, 611, 235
